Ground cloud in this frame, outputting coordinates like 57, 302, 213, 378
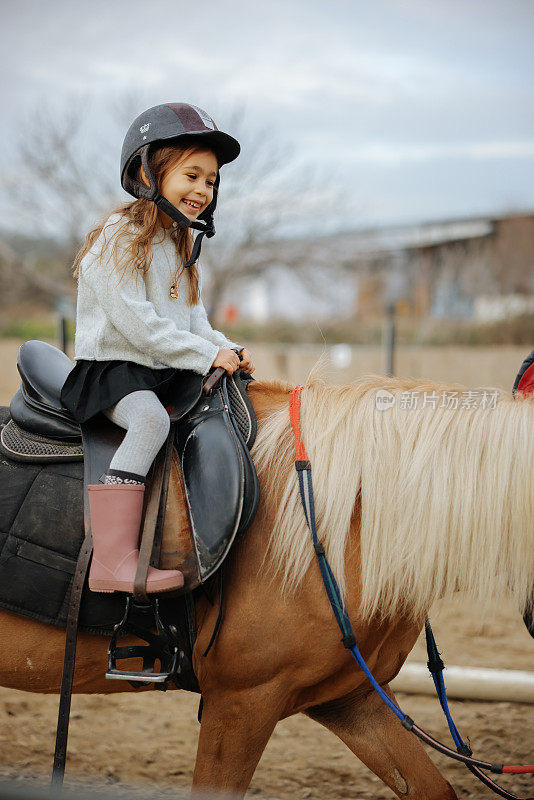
1, 0, 533, 232
343, 140, 534, 165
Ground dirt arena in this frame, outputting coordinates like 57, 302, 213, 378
0, 597, 532, 798
0, 341, 532, 798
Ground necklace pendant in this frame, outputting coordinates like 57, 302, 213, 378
169, 283, 178, 299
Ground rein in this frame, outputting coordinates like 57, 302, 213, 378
289, 384, 534, 800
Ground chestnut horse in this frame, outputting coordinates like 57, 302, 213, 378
0, 375, 533, 800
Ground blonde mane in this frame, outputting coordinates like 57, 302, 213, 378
252, 374, 534, 621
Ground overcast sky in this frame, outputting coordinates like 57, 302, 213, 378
1, 0, 533, 236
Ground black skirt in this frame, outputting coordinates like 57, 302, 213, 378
60, 360, 199, 424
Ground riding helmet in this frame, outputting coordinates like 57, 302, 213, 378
120, 102, 241, 266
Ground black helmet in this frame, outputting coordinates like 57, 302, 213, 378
120, 102, 240, 267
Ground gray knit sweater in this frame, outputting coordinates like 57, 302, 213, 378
74, 213, 237, 375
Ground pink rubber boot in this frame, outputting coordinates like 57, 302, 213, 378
88, 484, 184, 594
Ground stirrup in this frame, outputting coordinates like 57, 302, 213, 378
106, 596, 181, 687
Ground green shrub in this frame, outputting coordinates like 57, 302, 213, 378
221, 313, 534, 347
0, 317, 76, 341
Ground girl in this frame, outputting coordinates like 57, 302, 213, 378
61, 102, 255, 595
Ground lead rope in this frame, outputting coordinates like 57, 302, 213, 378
289, 384, 534, 800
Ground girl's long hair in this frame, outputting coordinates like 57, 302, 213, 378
72, 144, 217, 305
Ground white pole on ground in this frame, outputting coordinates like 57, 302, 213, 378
391, 663, 534, 704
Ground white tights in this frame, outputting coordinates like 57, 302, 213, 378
102, 390, 170, 480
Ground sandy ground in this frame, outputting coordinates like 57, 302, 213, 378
0, 596, 532, 800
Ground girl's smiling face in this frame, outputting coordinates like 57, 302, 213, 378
157, 148, 219, 228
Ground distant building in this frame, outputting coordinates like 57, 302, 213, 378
220, 212, 534, 321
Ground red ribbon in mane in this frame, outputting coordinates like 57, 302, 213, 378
289, 384, 309, 462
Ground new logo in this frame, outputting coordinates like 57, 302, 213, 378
375, 390, 395, 411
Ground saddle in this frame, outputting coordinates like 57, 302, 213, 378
0, 340, 260, 592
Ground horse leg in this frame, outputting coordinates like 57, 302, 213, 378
306, 685, 458, 800
192, 685, 283, 797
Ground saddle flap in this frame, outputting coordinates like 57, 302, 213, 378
181, 411, 244, 577
166, 372, 259, 584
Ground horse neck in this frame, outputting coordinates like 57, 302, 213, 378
248, 380, 293, 424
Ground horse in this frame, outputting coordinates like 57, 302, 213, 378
0, 373, 532, 800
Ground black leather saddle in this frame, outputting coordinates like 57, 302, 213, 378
8, 340, 81, 440
0, 340, 260, 584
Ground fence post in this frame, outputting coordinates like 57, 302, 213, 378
54, 295, 75, 356
384, 302, 396, 377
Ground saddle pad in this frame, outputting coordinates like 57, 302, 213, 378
0, 418, 84, 463
226, 372, 257, 448
0, 435, 186, 637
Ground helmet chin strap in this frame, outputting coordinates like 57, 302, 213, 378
140, 147, 215, 269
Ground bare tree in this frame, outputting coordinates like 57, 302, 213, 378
2, 94, 346, 314
2, 95, 123, 303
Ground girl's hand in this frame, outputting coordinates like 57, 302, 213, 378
212, 348, 241, 375
238, 348, 255, 374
